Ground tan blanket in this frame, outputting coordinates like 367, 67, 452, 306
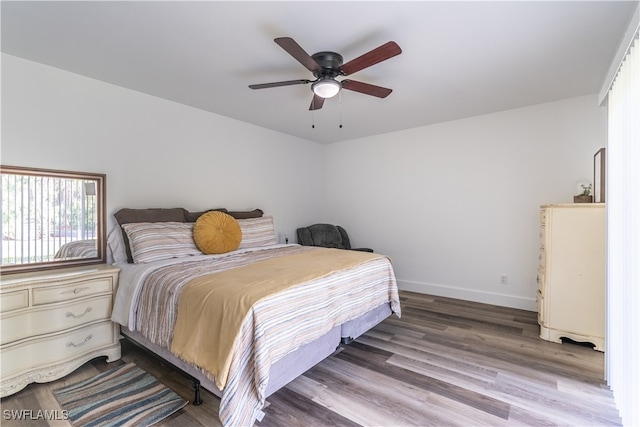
170, 248, 381, 390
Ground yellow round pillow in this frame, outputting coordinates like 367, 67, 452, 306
193, 211, 242, 254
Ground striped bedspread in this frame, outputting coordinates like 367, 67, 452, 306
129, 245, 400, 427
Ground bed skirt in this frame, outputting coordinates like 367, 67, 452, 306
119, 302, 392, 400
341, 302, 392, 343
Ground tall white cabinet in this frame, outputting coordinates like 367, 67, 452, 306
537, 203, 605, 351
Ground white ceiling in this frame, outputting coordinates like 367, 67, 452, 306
1, 1, 637, 144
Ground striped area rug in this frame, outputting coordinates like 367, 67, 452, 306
53, 363, 187, 427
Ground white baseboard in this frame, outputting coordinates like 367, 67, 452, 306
397, 279, 537, 311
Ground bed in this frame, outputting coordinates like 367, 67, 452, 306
109, 207, 400, 427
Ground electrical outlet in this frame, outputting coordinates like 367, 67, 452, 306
500, 274, 508, 285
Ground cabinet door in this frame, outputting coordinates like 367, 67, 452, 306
546, 207, 605, 338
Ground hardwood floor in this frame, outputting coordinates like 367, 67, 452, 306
1, 291, 620, 426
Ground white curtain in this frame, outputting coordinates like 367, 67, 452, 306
606, 30, 639, 427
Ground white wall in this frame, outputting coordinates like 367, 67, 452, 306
2, 54, 606, 310
325, 95, 607, 310
1, 54, 328, 246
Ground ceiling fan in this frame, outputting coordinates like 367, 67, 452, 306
249, 37, 402, 110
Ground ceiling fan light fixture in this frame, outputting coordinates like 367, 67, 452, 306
312, 78, 341, 98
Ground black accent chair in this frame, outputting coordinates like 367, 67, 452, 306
296, 224, 373, 252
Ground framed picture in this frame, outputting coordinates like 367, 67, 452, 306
594, 148, 606, 203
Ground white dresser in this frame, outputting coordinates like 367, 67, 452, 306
0, 265, 121, 397
537, 203, 605, 351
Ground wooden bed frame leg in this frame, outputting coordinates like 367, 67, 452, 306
192, 379, 203, 405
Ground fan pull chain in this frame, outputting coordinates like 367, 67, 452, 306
339, 91, 343, 128
311, 97, 315, 128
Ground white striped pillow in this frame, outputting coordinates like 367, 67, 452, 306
121, 222, 202, 264
238, 216, 277, 249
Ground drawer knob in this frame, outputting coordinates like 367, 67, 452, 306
62, 287, 89, 296
66, 307, 92, 319
66, 334, 93, 348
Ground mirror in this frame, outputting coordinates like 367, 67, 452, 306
1, 165, 106, 274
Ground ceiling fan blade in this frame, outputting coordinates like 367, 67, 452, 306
341, 80, 393, 98
249, 79, 312, 90
309, 94, 325, 110
274, 37, 322, 73
340, 41, 402, 76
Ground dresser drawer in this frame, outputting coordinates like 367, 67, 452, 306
0, 290, 29, 313
32, 276, 113, 305
1, 295, 113, 345
1, 321, 116, 379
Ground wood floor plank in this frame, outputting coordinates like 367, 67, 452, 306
261, 387, 360, 427
424, 392, 510, 427
490, 377, 615, 426
303, 367, 433, 427
334, 341, 512, 420
284, 372, 329, 401
0, 291, 621, 426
